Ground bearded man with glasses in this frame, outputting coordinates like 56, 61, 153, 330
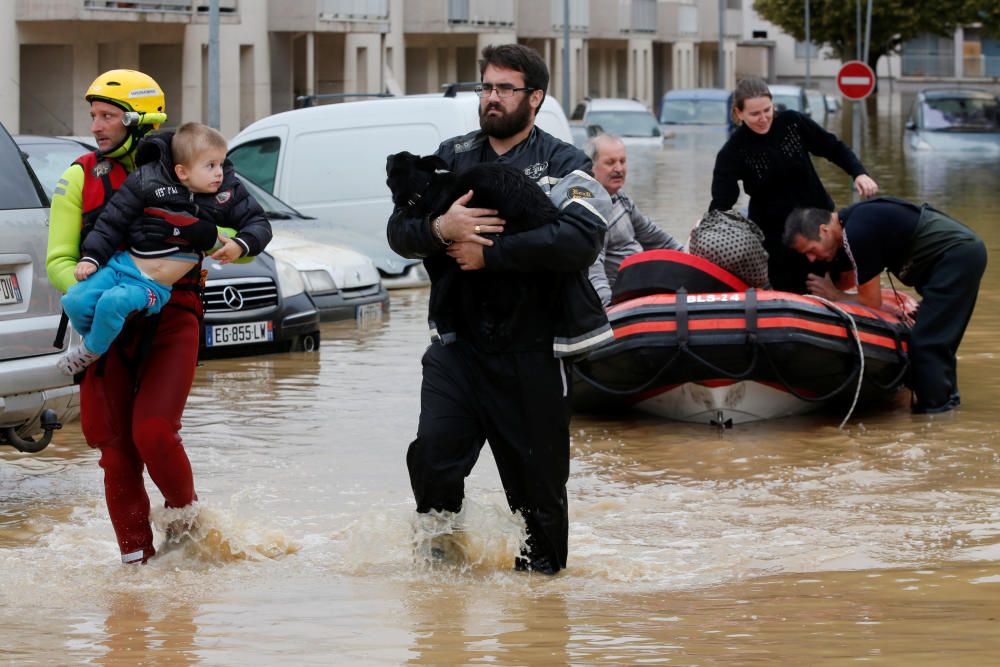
388, 43, 612, 575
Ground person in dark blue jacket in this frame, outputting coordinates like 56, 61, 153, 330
388, 43, 612, 575
59, 122, 271, 375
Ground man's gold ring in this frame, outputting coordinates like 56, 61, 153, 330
475, 225, 481, 234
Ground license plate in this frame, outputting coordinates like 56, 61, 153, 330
205, 320, 274, 347
0, 272, 22, 306
356, 302, 384, 327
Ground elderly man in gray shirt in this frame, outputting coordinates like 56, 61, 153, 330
585, 133, 684, 306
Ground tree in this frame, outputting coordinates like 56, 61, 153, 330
753, 0, 1000, 73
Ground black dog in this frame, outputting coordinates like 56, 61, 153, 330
386, 150, 568, 345
385, 151, 558, 235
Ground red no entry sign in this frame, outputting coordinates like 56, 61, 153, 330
837, 61, 876, 100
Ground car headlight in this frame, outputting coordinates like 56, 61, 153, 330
274, 257, 305, 298
301, 269, 338, 294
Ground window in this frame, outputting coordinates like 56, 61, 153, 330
227, 138, 281, 193
794, 41, 820, 59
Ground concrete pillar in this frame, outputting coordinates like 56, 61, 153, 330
306, 32, 315, 96
345, 32, 382, 95
181, 24, 203, 129
385, 0, 405, 93
954, 27, 964, 78
598, 48, 609, 97
0, 2, 15, 132
71, 43, 100, 136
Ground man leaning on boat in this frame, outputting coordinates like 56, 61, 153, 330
783, 196, 987, 414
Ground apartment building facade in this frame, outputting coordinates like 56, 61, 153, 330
4, 0, 753, 138
4, 1, 991, 138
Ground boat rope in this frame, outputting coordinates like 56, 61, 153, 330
574, 348, 685, 396
803, 295, 865, 429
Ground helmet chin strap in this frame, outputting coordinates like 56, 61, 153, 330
97, 126, 146, 160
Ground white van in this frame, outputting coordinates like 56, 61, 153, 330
227, 91, 575, 288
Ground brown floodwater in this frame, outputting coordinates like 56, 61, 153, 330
2, 93, 999, 664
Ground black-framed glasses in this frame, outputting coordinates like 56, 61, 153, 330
474, 84, 535, 99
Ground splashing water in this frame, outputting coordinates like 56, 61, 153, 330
151, 502, 299, 564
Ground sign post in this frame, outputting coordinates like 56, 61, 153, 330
838, 60, 875, 201
837, 60, 876, 100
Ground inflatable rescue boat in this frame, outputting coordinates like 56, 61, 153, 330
573, 250, 915, 426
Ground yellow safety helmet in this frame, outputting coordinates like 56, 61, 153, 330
85, 69, 167, 130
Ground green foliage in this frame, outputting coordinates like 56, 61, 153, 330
752, 0, 1000, 70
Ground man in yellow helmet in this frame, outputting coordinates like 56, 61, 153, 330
46, 69, 204, 565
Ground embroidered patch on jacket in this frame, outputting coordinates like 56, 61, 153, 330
145, 288, 158, 309
523, 161, 549, 180
215, 190, 232, 204
569, 187, 593, 199
93, 161, 112, 177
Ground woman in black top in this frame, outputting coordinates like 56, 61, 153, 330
709, 77, 879, 292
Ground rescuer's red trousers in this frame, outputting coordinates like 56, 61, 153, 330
79, 292, 202, 564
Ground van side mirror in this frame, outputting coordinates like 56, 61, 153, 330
905, 119, 917, 130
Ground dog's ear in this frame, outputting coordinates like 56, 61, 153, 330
386, 151, 410, 176
419, 155, 448, 172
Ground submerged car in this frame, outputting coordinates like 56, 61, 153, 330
569, 97, 664, 148
15, 134, 321, 359
769, 84, 812, 117
804, 88, 828, 123
658, 88, 734, 150
905, 89, 1000, 153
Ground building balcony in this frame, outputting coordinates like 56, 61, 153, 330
518, 0, 589, 39
268, 0, 388, 32
588, 0, 656, 40
620, 0, 656, 35
658, 1, 700, 42
403, 0, 514, 33
17, 0, 239, 22
695, 0, 741, 41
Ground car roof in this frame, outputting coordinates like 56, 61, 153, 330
769, 84, 805, 94
663, 88, 731, 101
920, 89, 997, 101
584, 98, 649, 111
14, 134, 95, 149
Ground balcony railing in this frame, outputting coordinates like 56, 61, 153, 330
318, 0, 388, 22
448, 0, 514, 27
550, 0, 589, 32
619, 0, 656, 34
901, 53, 955, 78
83, 0, 237, 13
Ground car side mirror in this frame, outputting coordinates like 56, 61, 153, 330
905, 119, 916, 130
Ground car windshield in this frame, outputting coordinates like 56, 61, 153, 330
18, 139, 93, 197
660, 99, 729, 125
585, 111, 661, 137
920, 97, 1000, 132
235, 173, 308, 219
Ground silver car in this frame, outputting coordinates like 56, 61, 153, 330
0, 127, 77, 452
